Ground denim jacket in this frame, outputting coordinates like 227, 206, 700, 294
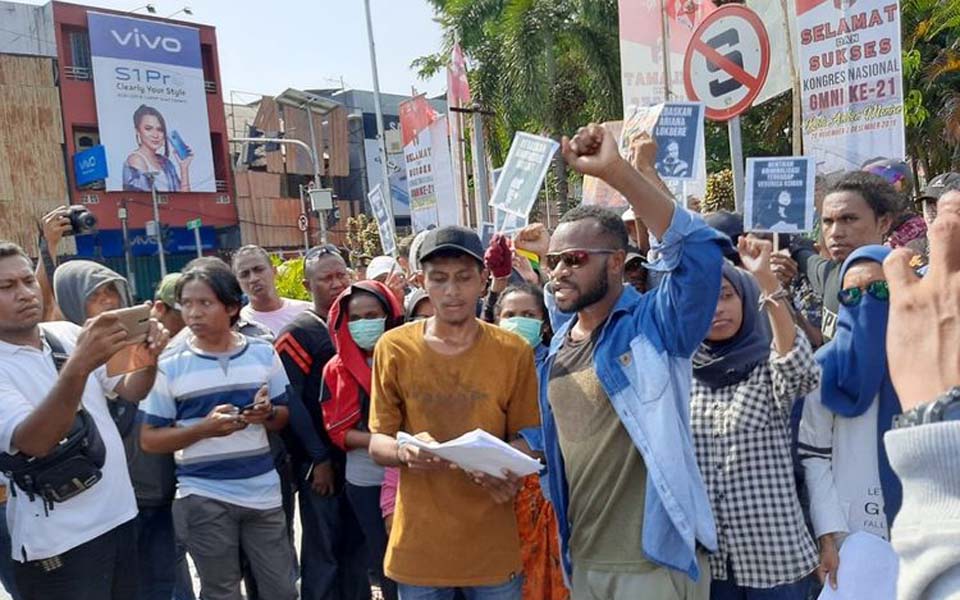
539, 207, 725, 582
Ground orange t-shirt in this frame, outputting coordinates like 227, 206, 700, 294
369, 320, 541, 587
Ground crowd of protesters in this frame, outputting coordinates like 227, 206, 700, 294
0, 123, 958, 600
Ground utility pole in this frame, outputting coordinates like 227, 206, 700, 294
118, 201, 136, 297
363, 0, 395, 232
148, 173, 167, 277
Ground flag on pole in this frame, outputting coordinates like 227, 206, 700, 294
448, 43, 472, 108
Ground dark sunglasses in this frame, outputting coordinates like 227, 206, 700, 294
838, 280, 889, 307
545, 249, 617, 270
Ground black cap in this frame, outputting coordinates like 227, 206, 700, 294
417, 225, 485, 266
704, 211, 743, 264
920, 172, 960, 201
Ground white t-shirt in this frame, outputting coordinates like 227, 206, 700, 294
240, 298, 312, 336
0, 322, 137, 562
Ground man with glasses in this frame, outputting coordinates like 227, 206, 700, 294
233, 245, 312, 337
274, 245, 367, 600
539, 125, 726, 599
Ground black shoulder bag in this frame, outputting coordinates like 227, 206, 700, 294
0, 331, 106, 513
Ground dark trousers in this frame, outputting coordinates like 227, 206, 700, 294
134, 505, 176, 600
296, 460, 368, 600
710, 574, 812, 600
0, 502, 20, 600
346, 482, 398, 600
14, 518, 138, 600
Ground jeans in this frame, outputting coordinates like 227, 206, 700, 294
0, 502, 20, 600
296, 460, 368, 600
398, 576, 522, 600
177, 495, 296, 600
710, 575, 812, 600
134, 505, 176, 600
13, 518, 138, 600
345, 482, 397, 600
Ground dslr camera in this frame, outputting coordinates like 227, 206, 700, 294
65, 206, 98, 236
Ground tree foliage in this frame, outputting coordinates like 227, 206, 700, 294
418, 0, 960, 210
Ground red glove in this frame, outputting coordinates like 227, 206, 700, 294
484, 234, 513, 279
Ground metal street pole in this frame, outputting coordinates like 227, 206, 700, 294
193, 227, 203, 259
470, 105, 490, 227
149, 174, 167, 277
118, 201, 136, 298
298, 184, 310, 251
363, 0, 395, 230
728, 116, 746, 213
658, 0, 673, 100
304, 105, 326, 245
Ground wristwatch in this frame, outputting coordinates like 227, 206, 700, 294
893, 386, 960, 429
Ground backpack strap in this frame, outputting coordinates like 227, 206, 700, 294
41, 327, 69, 373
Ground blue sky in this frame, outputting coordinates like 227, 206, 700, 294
22, 0, 447, 98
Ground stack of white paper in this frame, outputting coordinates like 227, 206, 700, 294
397, 429, 543, 479
817, 531, 899, 600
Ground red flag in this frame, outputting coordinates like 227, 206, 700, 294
399, 95, 439, 147
447, 43, 472, 108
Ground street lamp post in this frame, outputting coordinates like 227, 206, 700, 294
362, 0, 395, 232
147, 172, 167, 278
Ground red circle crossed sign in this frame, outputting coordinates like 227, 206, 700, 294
683, 5, 771, 121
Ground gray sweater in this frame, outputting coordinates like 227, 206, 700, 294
885, 422, 960, 599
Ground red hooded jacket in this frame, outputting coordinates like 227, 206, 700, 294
320, 281, 403, 451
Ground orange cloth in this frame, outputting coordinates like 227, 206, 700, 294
370, 320, 540, 587
515, 476, 569, 600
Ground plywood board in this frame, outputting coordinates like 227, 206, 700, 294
234, 171, 303, 248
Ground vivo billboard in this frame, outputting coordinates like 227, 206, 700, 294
88, 12, 216, 193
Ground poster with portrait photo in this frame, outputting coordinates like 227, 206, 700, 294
88, 12, 216, 193
653, 102, 704, 182
745, 157, 816, 234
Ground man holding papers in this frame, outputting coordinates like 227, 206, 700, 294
368, 226, 540, 599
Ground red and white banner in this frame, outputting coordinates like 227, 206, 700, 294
795, 0, 905, 171
400, 96, 458, 232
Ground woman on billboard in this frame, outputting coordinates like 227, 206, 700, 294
123, 104, 194, 192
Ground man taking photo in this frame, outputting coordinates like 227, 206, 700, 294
0, 242, 169, 599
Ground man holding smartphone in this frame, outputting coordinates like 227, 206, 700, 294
0, 243, 169, 599
140, 260, 296, 600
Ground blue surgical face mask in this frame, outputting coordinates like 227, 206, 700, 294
500, 316, 543, 347
348, 318, 386, 351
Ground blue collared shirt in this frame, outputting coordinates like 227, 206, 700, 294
539, 207, 725, 581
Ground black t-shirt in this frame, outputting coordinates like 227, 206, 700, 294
275, 309, 339, 465
792, 244, 841, 341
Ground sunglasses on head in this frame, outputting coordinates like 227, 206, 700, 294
545, 249, 617, 270
304, 244, 340, 261
838, 280, 889, 307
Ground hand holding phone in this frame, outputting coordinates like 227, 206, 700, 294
240, 385, 273, 425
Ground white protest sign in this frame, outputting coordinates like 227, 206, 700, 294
489, 132, 559, 225
744, 157, 816, 233
368, 184, 397, 257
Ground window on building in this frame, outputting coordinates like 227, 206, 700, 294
68, 30, 91, 70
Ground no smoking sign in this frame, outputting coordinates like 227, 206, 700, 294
683, 5, 771, 122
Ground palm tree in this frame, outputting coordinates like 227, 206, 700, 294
416, 0, 622, 211
900, 0, 960, 178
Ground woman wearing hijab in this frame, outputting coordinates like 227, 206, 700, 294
800, 245, 902, 590
320, 280, 403, 600
692, 238, 821, 600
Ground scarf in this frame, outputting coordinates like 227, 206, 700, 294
815, 245, 902, 527
693, 263, 772, 389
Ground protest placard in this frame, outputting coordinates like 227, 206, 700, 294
368, 184, 397, 257
744, 157, 816, 233
653, 102, 704, 181
489, 132, 559, 226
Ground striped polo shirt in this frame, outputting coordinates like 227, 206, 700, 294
142, 333, 289, 510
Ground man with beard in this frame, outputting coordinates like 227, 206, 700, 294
540, 125, 725, 599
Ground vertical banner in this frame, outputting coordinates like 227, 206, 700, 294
400, 95, 458, 232
88, 12, 216, 193
488, 132, 559, 226
368, 184, 397, 256
795, 0, 905, 171
744, 157, 816, 233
